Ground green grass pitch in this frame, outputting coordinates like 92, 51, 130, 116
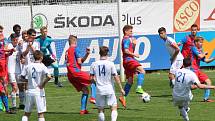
1, 70, 215, 121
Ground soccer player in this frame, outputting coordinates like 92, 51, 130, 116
158, 27, 184, 87
21, 50, 52, 121
179, 24, 198, 58
119, 25, 145, 108
36, 26, 62, 87
0, 25, 12, 113
191, 37, 215, 102
22, 28, 40, 65
7, 24, 22, 44
90, 46, 125, 121
66, 35, 92, 114
7, 33, 22, 112
173, 58, 215, 121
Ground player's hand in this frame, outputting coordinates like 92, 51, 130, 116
177, 42, 181, 46
51, 54, 56, 60
120, 89, 125, 96
86, 47, 90, 54
134, 54, 139, 58
18, 40, 23, 46
38, 85, 44, 89
132, 38, 137, 45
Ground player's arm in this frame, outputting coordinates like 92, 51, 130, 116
191, 46, 207, 59
89, 63, 96, 83
47, 40, 56, 59
20, 66, 28, 82
76, 47, 90, 64
22, 43, 31, 56
170, 42, 180, 62
39, 74, 52, 89
123, 39, 139, 58
203, 57, 215, 63
195, 83, 215, 89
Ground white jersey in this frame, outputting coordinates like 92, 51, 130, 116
21, 62, 49, 96
173, 68, 200, 101
7, 43, 22, 74
90, 59, 118, 95
165, 37, 183, 61
22, 41, 40, 65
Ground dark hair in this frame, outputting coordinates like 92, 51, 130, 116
194, 36, 204, 43
123, 25, 133, 34
191, 24, 198, 29
13, 24, 21, 32
99, 46, 109, 57
158, 27, 166, 34
33, 50, 43, 61
183, 58, 192, 67
10, 33, 18, 40
0, 25, 4, 30
27, 28, 36, 35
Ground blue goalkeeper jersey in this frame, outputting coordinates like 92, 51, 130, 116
37, 36, 53, 56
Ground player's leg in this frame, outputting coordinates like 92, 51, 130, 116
89, 82, 96, 104
80, 86, 89, 114
23, 95, 34, 120
136, 66, 145, 94
96, 95, 105, 121
204, 78, 212, 102
51, 61, 62, 87
18, 83, 26, 109
9, 73, 18, 111
178, 106, 189, 121
0, 77, 10, 113
108, 94, 118, 121
36, 95, 46, 121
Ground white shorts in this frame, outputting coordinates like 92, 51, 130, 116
170, 59, 183, 74
96, 94, 117, 108
24, 94, 46, 113
173, 99, 190, 108
8, 73, 21, 83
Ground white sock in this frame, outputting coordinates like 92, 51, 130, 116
19, 91, 25, 105
11, 92, 16, 108
38, 118, 45, 121
171, 79, 175, 86
137, 86, 142, 88
98, 112, 105, 121
111, 110, 118, 121
22, 116, 28, 121
180, 108, 189, 121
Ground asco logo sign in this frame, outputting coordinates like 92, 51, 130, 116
174, 0, 200, 32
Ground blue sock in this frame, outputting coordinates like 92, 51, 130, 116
137, 73, 144, 87
51, 63, 59, 77
91, 83, 96, 98
204, 89, 210, 100
0, 98, 3, 111
81, 94, 88, 111
1, 95, 9, 111
124, 83, 132, 97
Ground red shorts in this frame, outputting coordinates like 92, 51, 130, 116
195, 71, 208, 83
0, 60, 7, 77
67, 70, 90, 92
123, 58, 141, 78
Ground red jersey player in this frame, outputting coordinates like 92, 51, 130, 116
191, 37, 215, 102
119, 25, 145, 108
66, 35, 92, 114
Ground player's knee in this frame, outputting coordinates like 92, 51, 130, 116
82, 87, 89, 94
205, 79, 211, 85
111, 105, 118, 111
98, 108, 104, 113
38, 113, 44, 118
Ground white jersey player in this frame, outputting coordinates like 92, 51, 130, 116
172, 58, 215, 121
22, 29, 40, 65
21, 50, 52, 121
7, 34, 22, 111
158, 27, 184, 87
90, 46, 124, 121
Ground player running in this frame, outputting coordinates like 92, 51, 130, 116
119, 25, 145, 108
191, 37, 215, 102
21, 50, 52, 121
36, 26, 62, 87
65, 35, 94, 114
173, 58, 215, 121
158, 27, 184, 88
90, 46, 125, 121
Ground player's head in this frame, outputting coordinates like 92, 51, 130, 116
183, 58, 192, 68
68, 35, 77, 45
22, 30, 28, 41
194, 36, 204, 48
27, 28, 36, 42
33, 50, 43, 61
191, 24, 198, 36
13, 24, 21, 35
99, 46, 109, 57
40, 26, 48, 37
123, 25, 133, 36
10, 33, 19, 45
158, 27, 167, 40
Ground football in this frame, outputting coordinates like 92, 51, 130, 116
141, 92, 151, 103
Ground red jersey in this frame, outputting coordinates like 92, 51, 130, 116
0, 36, 6, 60
191, 46, 204, 71
122, 36, 134, 59
181, 35, 195, 58
66, 46, 82, 71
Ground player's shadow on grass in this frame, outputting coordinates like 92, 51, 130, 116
46, 111, 93, 115
92, 107, 145, 111
151, 94, 172, 98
